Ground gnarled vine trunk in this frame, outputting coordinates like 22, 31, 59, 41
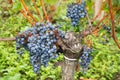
57, 31, 83, 80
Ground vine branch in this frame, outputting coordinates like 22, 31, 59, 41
40, 0, 49, 21
82, 13, 109, 38
0, 37, 15, 41
108, 0, 120, 49
32, 0, 43, 21
21, 9, 35, 26
86, 13, 93, 29
21, 0, 38, 24
93, 0, 107, 21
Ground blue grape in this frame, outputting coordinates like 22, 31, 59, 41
102, 24, 111, 33
16, 22, 65, 74
79, 46, 92, 73
66, 2, 87, 26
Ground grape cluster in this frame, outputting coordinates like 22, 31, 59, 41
66, 2, 87, 26
80, 46, 92, 73
16, 22, 65, 74
102, 24, 111, 33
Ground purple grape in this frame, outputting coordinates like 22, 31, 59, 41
16, 22, 65, 74
80, 46, 92, 73
66, 2, 87, 26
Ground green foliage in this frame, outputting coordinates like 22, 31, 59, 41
113, 0, 120, 7
44, 0, 57, 5
83, 33, 120, 80
0, 0, 120, 80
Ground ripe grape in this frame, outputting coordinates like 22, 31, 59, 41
16, 22, 65, 74
80, 46, 92, 73
102, 24, 111, 33
66, 2, 87, 26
